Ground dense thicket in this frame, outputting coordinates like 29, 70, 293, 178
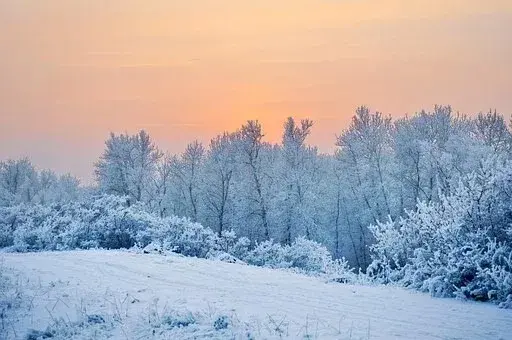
369, 159, 512, 306
1, 105, 511, 305
0, 195, 351, 278
91, 106, 512, 267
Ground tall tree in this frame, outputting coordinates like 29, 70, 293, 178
280, 117, 315, 244
474, 109, 511, 155
336, 106, 394, 267
170, 141, 205, 221
203, 133, 238, 236
95, 130, 162, 203
238, 120, 271, 240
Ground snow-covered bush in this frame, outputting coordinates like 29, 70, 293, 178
282, 236, 332, 273
244, 240, 287, 268
243, 237, 345, 275
206, 232, 250, 263
0, 206, 20, 248
0, 195, 147, 251
0, 194, 233, 260
136, 215, 219, 258
500, 295, 512, 309
0, 194, 361, 280
6, 204, 63, 251
229, 236, 251, 260
369, 159, 512, 305
0, 195, 210, 255
216, 230, 238, 253
324, 257, 357, 283
161, 220, 219, 258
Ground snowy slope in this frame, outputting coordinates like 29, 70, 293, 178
3, 250, 512, 340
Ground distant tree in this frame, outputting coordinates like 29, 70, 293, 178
203, 133, 238, 236
95, 130, 162, 203
0, 158, 39, 206
0, 159, 80, 207
280, 117, 316, 244
394, 106, 490, 211
150, 154, 174, 217
169, 141, 205, 221
238, 120, 271, 240
474, 109, 511, 155
335, 106, 394, 268
55, 173, 81, 202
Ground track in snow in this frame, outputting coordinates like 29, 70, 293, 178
3, 250, 512, 339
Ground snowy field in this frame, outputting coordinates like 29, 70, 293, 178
2, 250, 512, 340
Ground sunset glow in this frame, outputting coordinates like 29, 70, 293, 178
1, 0, 511, 181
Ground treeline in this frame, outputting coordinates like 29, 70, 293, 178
0, 158, 81, 206
2, 105, 512, 305
92, 106, 512, 268
1, 106, 512, 270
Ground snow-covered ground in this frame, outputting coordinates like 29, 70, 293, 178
2, 250, 511, 340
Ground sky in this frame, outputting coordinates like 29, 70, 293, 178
1, 0, 511, 183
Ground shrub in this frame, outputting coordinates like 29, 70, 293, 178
324, 258, 357, 283
283, 237, 332, 273
245, 240, 287, 268
141, 217, 219, 258
0, 195, 359, 282
229, 236, 251, 260
243, 237, 342, 275
0, 195, 221, 256
368, 159, 512, 305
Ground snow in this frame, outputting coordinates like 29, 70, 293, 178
3, 250, 512, 339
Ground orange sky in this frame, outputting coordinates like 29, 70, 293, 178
1, 0, 511, 182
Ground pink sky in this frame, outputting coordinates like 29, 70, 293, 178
1, 0, 511, 183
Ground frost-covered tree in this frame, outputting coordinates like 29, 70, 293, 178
150, 154, 174, 217
394, 106, 490, 211
474, 109, 511, 155
203, 133, 238, 236
163, 141, 206, 221
36, 171, 80, 205
0, 159, 40, 206
95, 130, 162, 203
236, 120, 271, 241
55, 173, 81, 202
278, 117, 317, 244
4, 104, 510, 275
180, 141, 205, 221
335, 106, 395, 267
0, 159, 80, 207
305, 154, 345, 258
